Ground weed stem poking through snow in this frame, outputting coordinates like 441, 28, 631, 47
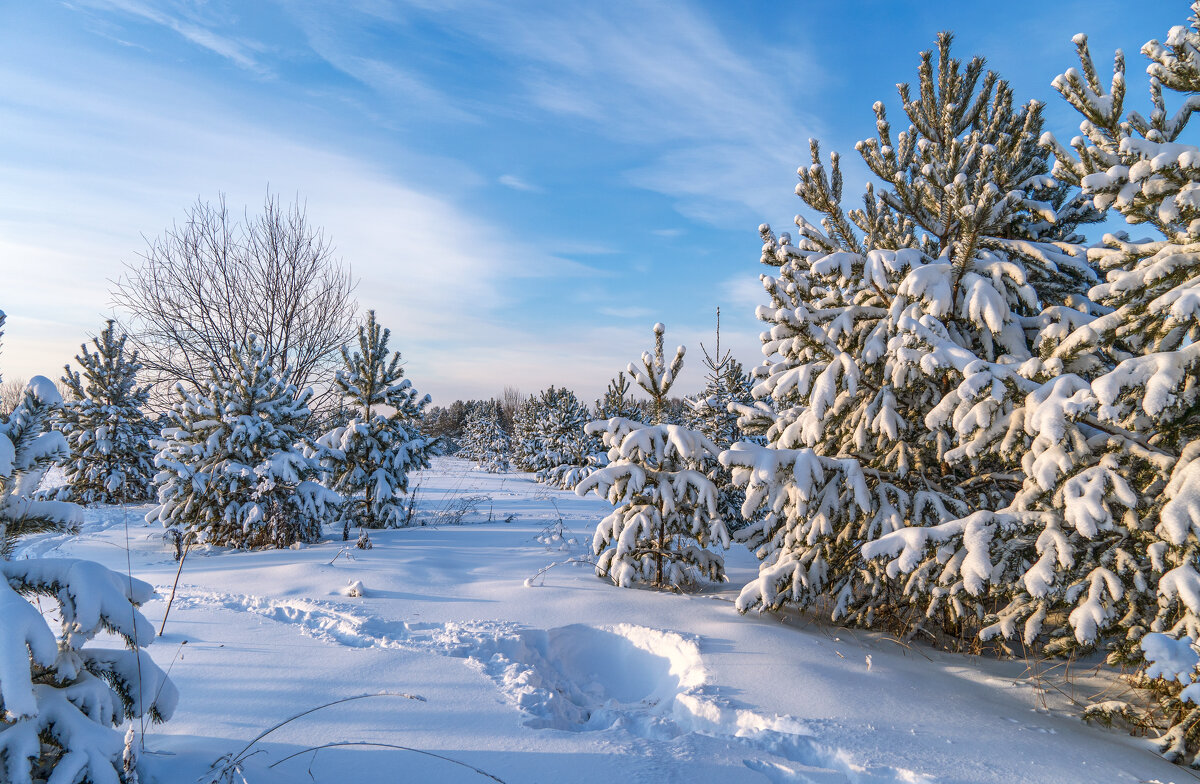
266, 741, 507, 782
205, 692, 427, 783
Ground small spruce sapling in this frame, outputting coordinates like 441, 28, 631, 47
148, 337, 338, 548
463, 401, 511, 473
578, 324, 729, 588
56, 320, 156, 505
315, 311, 434, 529
685, 309, 756, 531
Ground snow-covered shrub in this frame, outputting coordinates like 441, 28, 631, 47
56, 320, 156, 505
148, 337, 338, 548
730, 32, 1099, 632
462, 401, 510, 473
578, 418, 729, 588
314, 311, 434, 529
0, 317, 176, 782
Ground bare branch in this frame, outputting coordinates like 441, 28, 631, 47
110, 193, 359, 412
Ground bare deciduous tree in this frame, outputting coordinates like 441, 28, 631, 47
0, 377, 26, 418
500, 385, 522, 433
111, 194, 358, 409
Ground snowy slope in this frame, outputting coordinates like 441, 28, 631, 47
23, 458, 1184, 784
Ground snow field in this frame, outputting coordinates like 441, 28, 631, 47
22, 458, 1189, 783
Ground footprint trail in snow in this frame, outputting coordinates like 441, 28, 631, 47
170, 587, 928, 784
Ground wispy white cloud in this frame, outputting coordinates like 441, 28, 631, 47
71, 0, 268, 73
0, 52, 588, 402
498, 174, 540, 192
374, 0, 821, 225
294, 28, 480, 124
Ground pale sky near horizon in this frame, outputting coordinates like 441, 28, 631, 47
0, 0, 1181, 404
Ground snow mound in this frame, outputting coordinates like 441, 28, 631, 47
461, 623, 703, 732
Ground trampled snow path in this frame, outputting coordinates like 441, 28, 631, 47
171, 586, 927, 783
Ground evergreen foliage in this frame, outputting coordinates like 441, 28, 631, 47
579, 418, 729, 589
594, 373, 642, 422
684, 357, 753, 449
718, 14, 1200, 764
685, 321, 757, 532
148, 337, 338, 548
0, 313, 176, 783
315, 311, 434, 529
510, 386, 601, 489
860, 10, 1200, 761
579, 325, 729, 588
421, 400, 473, 451
627, 323, 685, 425
511, 394, 542, 471
462, 401, 511, 473
56, 320, 156, 505
731, 32, 1100, 624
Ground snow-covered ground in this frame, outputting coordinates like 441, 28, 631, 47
23, 458, 1186, 783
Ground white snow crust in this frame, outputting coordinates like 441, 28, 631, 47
17, 458, 1184, 783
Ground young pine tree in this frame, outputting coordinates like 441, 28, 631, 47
685, 315, 756, 532
579, 324, 729, 588
464, 401, 511, 473
945, 11, 1200, 761
594, 372, 642, 422
511, 395, 543, 471
57, 320, 156, 505
316, 311, 434, 529
530, 386, 601, 489
728, 32, 1100, 630
0, 313, 176, 783
148, 337, 339, 548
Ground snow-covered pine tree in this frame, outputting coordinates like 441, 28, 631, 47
529, 386, 601, 489
315, 311, 434, 529
685, 315, 757, 533
728, 32, 1099, 631
0, 372, 78, 553
56, 320, 156, 505
0, 313, 177, 783
455, 402, 483, 463
578, 324, 729, 588
511, 395, 543, 471
902, 10, 1200, 760
594, 372, 642, 422
148, 337, 339, 548
463, 401, 510, 473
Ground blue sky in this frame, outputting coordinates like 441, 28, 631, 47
0, 0, 1182, 403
